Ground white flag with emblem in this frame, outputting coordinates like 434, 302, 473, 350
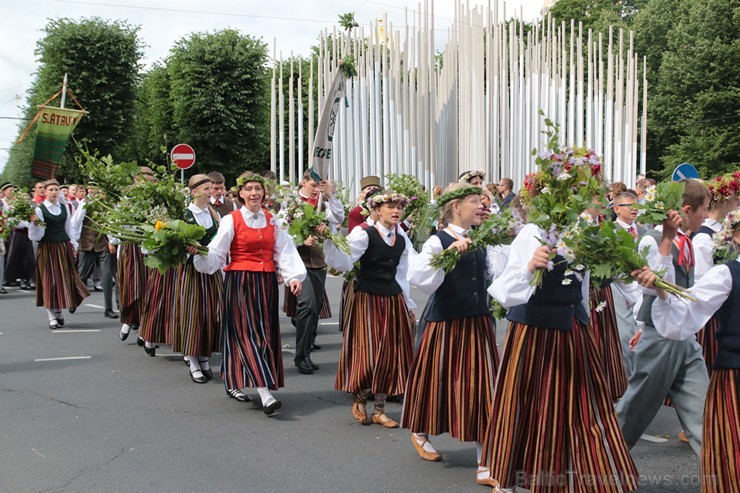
309, 70, 347, 182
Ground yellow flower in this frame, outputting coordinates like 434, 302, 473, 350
154, 220, 167, 231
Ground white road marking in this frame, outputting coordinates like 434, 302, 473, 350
320, 322, 339, 326
34, 356, 91, 362
85, 304, 105, 309
52, 329, 100, 333
640, 434, 669, 443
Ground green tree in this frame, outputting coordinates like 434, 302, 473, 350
127, 63, 174, 165
650, 0, 739, 178
4, 17, 143, 185
166, 29, 270, 182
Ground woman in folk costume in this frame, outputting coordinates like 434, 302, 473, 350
4, 186, 36, 291
481, 174, 637, 491
403, 183, 505, 485
118, 167, 155, 342
324, 191, 416, 429
28, 180, 90, 329
191, 172, 305, 415
174, 174, 223, 384
692, 173, 739, 374
641, 208, 740, 493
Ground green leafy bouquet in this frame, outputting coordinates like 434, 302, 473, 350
386, 174, 437, 246
429, 211, 517, 274
277, 191, 350, 254
6, 189, 44, 229
634, 181, 685, 225
561, 218, 696, 301
0, 214, 10, 241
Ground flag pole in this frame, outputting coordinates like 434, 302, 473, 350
60, 73, 68, 109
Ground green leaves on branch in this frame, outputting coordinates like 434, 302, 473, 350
633, 181, 684, 225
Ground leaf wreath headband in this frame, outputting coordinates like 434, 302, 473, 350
458, 169, 486, 183
236, 174, 272, 191
437, 186, 482, 207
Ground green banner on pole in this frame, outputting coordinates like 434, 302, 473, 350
31, 106, 86, 179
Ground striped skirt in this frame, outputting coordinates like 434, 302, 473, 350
222, 271, 283, 390
117, 243, 145, 326
335, 291, 414, 395
702, 368, 740, 493
173, 263, 223, 357
481, 320, 638, 492
338, 278, 355, 332
139, 267, 178, 345
283, 285, 332, 319
402, 315, 499, 443
6, 228, 35, 280
590, 285, 628, 400
696, 316, 720, 376
35, 241, 89, 309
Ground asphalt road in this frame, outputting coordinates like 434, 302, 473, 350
0, 276, 700, 492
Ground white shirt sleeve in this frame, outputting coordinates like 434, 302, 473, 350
692, 232, 714, 280
324, 196, 345, 226
193, 214, 235, 275
323, 226, 369, 272
396, 229, 417, 311
70, 202, 87, 243
28, 206, 45, 242
652, 262, 734, 340
612, 280, 641, 308
487, 223, 539, 308
638, 234, 675, 295
487, 244, 510, 280
273, 226, 306, 283
407, 235, 445, 295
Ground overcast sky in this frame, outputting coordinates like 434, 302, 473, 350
0, 0, 544, 174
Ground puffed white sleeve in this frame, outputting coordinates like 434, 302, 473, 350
65, 209, 78, 250
487, 223, 540, 308
407, 234, 445, 295
273, 225, 306, 283
193, 214, 235, 275
323, 226, 369, 272
396, 230, 417, 311
653, 262, 733, 340
486, 244, 510, 280
692, 232, 714, 280
69, 203, 86, 243
324, 196, 345, 226
639, 234, 674, 295
27, 206, 46, 242
612, 280, 641, 308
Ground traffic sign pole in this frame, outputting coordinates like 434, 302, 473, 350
170, 143, 196, 186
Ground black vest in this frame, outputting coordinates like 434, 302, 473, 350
507, 254, 590, 331
184, 208, 218, 265
638, 229, 693, 326
354, 226, 404, 296
714, 260, 740, 369
38, 203, 69, 243
425, 230, 490, 322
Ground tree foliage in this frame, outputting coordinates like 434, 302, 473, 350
3, 17, 142, 186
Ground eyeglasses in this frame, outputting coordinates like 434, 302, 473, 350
615, 203, 637, 209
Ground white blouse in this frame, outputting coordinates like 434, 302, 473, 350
693, 218, 721, 280
187, 202, 215, 229
28, 200, 78, 249
324, 221, 417, 310
193, 206, 306, 283
488, 223, 590, 310
652, 258, 737, 340
407, 223, 508, 295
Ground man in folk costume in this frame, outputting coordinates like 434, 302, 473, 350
616, 179, 713, 456
208, 171, 237, 218
347, 175, 381, 232
70, 187, 119, 319
288, 170, 344, 374
4, 184, 36, 290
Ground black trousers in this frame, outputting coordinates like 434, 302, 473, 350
78, 249, 116, 311
293, 267, 327, 362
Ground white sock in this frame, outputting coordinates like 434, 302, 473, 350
198, 357, 210, 371
257, 387, 275, 406
46, 309, 57, 321
145, 341, 155, 349
187, 357, 201, 373
476, 442, 483, 464
412, 433, 437, 454
121, 324, 131, 334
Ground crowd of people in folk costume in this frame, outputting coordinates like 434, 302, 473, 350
0, 163, 738, 493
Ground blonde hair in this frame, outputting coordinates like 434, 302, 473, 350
437, 183, 475, 229
187, 174, 212, 193
480, 187, 494, 206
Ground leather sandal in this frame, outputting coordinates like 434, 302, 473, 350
411, 434, 441, 461
371, 412, 399, 428
352, 401, 368, 425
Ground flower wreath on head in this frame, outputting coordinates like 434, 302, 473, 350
236, 174, 272, 192
437, 186, 482, 208
712, 207, 740, 262
707, 171, 740, 205
458, 169, 486, 184
366, 191, 411, 209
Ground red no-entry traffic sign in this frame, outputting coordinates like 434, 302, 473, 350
170, 143, 196, 170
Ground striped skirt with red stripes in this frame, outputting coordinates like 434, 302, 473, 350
117, 243, 145, 326
335, 291, 414, 395
481, 320, 638, 492
590, 284, 628, 400
282, 285, 332, 319
139, 267, 178, 345
338, 278, 356, 332
696, 316, 720, 376
402, 315, 499, 443
222, 271, 283, 390
35, 241, 89, 309
173, 263, 223, 357
702, 368, 740, 493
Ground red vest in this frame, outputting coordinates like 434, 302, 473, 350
224, 209, 277, 272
